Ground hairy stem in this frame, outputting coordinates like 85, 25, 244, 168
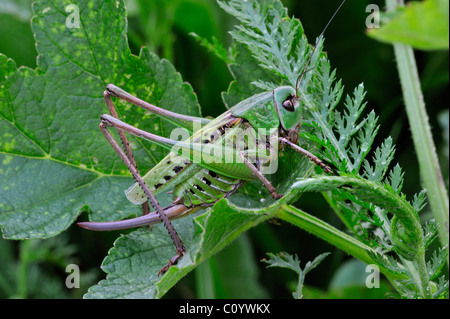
276, 204, 405, 281
290, 175, 433, 296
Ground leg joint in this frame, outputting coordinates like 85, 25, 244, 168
105, 84, 118, 97
100, 114, 115, 127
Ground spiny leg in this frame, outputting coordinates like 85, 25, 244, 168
104, 89, 151, 216
239, 151, 282, 200
99, 119, 185, 275
279, 138, 332, 174
103, 83, 209, 215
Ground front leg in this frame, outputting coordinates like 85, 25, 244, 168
279, 138, 333, 174
239, 151, 283, 200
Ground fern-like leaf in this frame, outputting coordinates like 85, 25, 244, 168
263, 251, 329, 299
216, 0, 439, 299
385, 164, 405, 195
423, 219, 439, 248
433, 275, 449, 299
426, 245, 449, 280
218, 0, 322, 87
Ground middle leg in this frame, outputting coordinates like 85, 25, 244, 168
239, 151, 283, 200
279, 137, 332, 173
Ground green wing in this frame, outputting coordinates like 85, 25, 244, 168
126, 111, 277, 205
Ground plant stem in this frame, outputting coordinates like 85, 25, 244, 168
276, 204, 405, 281
402, 258, 432, 299
386, 0, 449, 254
17, 240, 31, 299
195, 258, 218, 299
292, 175, 432, 296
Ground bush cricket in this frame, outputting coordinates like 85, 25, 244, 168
78, 0, 345, 275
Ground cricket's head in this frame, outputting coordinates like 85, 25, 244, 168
273, 86, 302, 131
230, 86, 303, 137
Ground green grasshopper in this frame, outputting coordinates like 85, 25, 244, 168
78, 1, 344, 275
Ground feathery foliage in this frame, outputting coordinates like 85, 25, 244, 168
262, 251, 330, 299
217, 0, 447, 299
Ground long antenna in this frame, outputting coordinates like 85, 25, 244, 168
295, 0, 346, 97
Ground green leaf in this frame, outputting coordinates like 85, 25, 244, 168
433, 275, 449, 298
426, 245, 448, 280
0, 0, 202, 240
189, 32, 233, 65
386, 164, 404, 195
363, 136, 396, 182
221, 43, 281, 109
367, 0, 449, 50
423, 219, 439, 248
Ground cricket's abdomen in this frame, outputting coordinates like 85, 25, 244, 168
126, 154, 243, 208
174, 168, 243, 207
125, 152, 244, 207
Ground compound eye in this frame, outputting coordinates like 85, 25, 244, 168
282, 99, 295, 112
